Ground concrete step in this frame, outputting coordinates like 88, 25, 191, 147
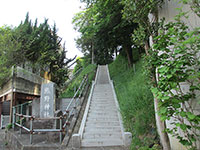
88, 112, 118, 117
84, 126, 122, 132
87, 117, 119, 122
92, 92, 113, 95
88, 110, 118, 116
91, 100, 115, 103
92, 98, 114, 101
94, 86, 111, 88
91, 101, 115, 104
92, 93, 113, 96
91, 100, 114, 103
93, 92, 113, 94
94, 86, 111, 89
86, 121, 120, 126
90, 103, 116, 107
89, 106, 117, 110
83, 132, 122, 139
89, 107, 117, 114
81, 139, 124, 147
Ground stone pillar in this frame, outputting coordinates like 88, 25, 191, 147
40, 83, 55, 118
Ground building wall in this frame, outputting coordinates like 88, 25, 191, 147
156, 1, 200, 150
0, 79, 12, 99
158, 0, 200, 29
14, 77, 41, 96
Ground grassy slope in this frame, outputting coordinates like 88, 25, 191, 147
60, 64, 96, 98
109, 55, 159, 150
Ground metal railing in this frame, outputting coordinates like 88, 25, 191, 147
62, 75, 88, 132
12, 101, 32, 128
13, 114, 63, 144
12, 75, 89, 144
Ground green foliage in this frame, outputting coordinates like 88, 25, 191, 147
74, 0, 137, 66
0, 13, 74, 88
60, 64, 96, 98
0, 26, 20, 87
109, 55, 159, 150
138, 144, 161, 150
122, 0, 163, 46
6, 123, 12, 130
146, 9, 200, 149
73, 56, 90, 74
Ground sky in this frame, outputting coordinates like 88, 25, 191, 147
0, 0, 84, 59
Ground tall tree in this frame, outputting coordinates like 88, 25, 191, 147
0, 26, 20, 86
73, 0, 137, 67
0, 13, 74, 88
121, 1, 170, 150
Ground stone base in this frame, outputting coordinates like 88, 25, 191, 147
5, 129, 60, 150
124, 132, 132, 146
72, 134, 81, 148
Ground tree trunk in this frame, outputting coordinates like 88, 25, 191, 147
91, 42, 94, 64
154, 96, 171, 150
144, 40, 150, 56
123, 43, 133, 67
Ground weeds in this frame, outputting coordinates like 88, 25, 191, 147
60, 64, 96, 98
109, 55, 159, 149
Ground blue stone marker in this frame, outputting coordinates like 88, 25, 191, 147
40, 82, 55, 118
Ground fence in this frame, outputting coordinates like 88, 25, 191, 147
1, 115, 10, 129
12, 75, 89, 144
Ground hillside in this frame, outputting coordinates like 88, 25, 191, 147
109, 55, 160, 150
60, 64, 96, 98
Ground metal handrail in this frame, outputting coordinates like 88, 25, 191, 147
63, 75, 88, 130
64, 75, 87, 114
12, 74, 89, 144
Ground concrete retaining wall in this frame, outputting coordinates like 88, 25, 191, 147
154, 1, 200, 150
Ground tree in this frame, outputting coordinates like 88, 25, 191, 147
0, 26, 20, 87
0, 13, 74, 89
73, 0, 137, 67
121, 1, 171, 150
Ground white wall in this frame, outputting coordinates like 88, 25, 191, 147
158, 0, 200, 29
151, 1, 200, 150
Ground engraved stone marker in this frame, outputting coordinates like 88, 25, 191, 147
40, 83, 55, 118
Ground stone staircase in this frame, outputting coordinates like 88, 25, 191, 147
72, 65, 132, 148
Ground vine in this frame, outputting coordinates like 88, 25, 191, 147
147, 8, 200, 150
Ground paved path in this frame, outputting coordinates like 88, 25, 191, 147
80, 65, 127, 148
0, 129, 11, 150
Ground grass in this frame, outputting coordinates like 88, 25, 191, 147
60, 64, 96, 98
109, 55, 160, 150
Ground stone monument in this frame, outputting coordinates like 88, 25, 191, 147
40, 82, 55, 118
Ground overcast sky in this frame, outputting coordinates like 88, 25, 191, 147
0, 0, 84, 59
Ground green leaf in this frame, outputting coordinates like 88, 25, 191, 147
151, 87, 158, 94
180, 124, 187, 131
186, 112, 196, 120
159, 107, 167, 114
180, 111, 186, 117
160, 115, 168, 121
